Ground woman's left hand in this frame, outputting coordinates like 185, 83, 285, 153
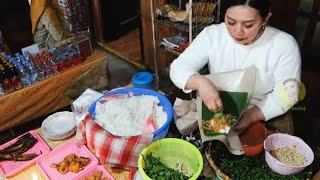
233, 106, 265, 135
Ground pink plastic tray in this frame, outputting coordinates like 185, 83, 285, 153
73, 165, 115, 180
36, 139, 98, 180
0, 130, 51, 177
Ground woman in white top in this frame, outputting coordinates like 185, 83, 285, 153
170, 0, 301, 134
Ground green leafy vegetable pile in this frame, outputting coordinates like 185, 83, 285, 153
143, 153, 191, 180
209, 141, 311, 180
220, 156, 310, 180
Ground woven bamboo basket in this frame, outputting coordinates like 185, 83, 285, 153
205, 142, 232, 180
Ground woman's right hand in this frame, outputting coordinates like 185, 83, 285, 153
186, 74, 223, 112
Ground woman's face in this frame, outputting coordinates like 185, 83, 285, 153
225, 5, 268, 45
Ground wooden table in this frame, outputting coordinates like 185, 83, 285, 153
0, 49, 109, 132
0, 128, 129, 180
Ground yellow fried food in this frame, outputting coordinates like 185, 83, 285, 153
50, 153, 91, 175
69, 161, 82, 173
81, 170, 105, 180
93, 170, 102, 178
75, 156, 91, 166
64, 153, 76, 162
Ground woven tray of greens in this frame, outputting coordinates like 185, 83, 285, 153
205, 141, 312, 180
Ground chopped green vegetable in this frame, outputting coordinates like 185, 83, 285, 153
143, 153, 191, 180
210, 141, 311, 180
220, 156, 310, 180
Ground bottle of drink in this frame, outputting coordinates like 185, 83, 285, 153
35, 53, 41, 64
24, 51, 34, 62
39, 57, 50, 78
46, 55, 59, 75
26, 62, 38, 84
0, 65, 15, 93
14, 53, 22, 64
16, 64, 31, 87
8, 57, 18, 67
33, 59, 44, 81
0, 83, 4, 96
8, 64, 22, 90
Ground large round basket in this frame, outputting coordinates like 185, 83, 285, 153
205, 141, 313, 180
205, 142, 232, 180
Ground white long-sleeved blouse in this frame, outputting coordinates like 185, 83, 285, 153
170, 23, 301, 120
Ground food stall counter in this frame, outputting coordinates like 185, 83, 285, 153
0, 48, 109, 132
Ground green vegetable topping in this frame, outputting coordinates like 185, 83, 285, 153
220, 155, 310, 180
143, 153, 191, 180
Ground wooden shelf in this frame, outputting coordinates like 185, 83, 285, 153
159, 45, 183, 56
0, 49, 109, 132
156, 18, 212, 36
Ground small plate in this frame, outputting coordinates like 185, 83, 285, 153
41, 111, 76, 140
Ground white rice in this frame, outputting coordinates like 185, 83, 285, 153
95, 95, 168, 136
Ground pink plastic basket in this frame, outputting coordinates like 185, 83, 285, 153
72, 165, 115, 180
36, 139, 99, 180
264, 133, 314, 175
0, 130, 51, 177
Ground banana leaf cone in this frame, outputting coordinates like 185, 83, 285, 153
201, 91, 248, 136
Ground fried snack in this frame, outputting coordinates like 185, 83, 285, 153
81, 170, 109, 180
64, 153, 76, 162
50, 153, 91, 174
75, 156, 91, 166
58, 160, 69, 174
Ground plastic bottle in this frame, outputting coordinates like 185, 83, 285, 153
33, 59, 44, 81
46, 55, 59, 75
19, 55, 28, 66
40, 57, 50, 77
8, 57, 18, 67
26, 62, 38, 84
16, 64, 31, 87
14, 53, 22, 64
8, 64, 22, 90
0, 83, 4, 96
24, 51, 34, 62
0, 65, 15, 93
35, 53, 41, 64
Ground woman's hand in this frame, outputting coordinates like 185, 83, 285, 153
186, 74, 223, 112
233, 105, 265, 134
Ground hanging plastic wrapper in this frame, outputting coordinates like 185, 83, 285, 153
173, 98, 198, 135
71, 88, 102, 125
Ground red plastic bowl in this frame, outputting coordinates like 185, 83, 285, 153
240, 122, 267, 156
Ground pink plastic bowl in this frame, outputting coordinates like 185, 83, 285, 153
264, 133, 314, 175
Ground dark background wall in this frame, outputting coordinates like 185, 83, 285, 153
0, 0, 33, 53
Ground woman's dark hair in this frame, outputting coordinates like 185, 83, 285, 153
221, 0, 272, 21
